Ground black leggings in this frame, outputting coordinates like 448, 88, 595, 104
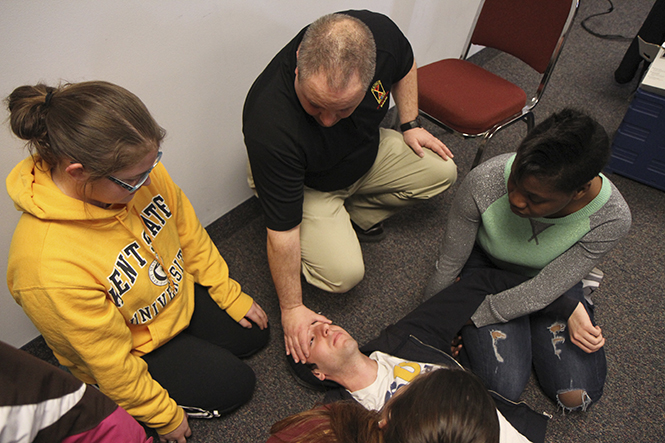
142, 284, 269, 414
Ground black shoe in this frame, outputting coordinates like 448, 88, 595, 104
285, 353, 342, 392
351, 221, 386, 242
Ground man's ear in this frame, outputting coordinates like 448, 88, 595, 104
312, 368, 326, 381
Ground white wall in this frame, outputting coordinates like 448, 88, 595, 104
0, 0, 482, 347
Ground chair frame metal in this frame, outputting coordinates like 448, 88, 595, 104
419, 0, 579, 168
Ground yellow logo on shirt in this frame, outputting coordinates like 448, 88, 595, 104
393, 362, 421, 382
371, 80, 388, 108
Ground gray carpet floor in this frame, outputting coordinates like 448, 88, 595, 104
22, 1, 664, 441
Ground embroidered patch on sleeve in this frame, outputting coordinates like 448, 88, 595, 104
371, 80, 388, 108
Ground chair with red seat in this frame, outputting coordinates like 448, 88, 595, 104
417, 0, 579, 168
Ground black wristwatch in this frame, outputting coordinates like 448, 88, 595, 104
400, 117, 422, 132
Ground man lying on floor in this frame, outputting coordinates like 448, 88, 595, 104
286, 268, 554, 443
270, 365, 500, 443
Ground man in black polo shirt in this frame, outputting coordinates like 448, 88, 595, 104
243, 10, 457, 364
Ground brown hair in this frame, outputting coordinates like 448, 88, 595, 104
298, 13, 376, 91
270, 369, 499, 443
269, 400, 383, 443
383, 369, 499, 443
6, 80, 165, 184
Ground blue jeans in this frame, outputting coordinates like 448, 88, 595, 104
460, 247, 607, 411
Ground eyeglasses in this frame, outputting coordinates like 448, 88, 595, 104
107, 151, 162, 193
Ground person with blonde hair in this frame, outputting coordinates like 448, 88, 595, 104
5, 80, 269, 442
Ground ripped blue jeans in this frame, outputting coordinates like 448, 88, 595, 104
459, 246, 606, 411
461, 281, 606, 411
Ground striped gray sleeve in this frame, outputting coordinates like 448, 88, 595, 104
424, 155, 512, 299
471, 181, 632, 327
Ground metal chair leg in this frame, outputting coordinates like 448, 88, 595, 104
524, 112, 535, 132
471, 135, 490, 168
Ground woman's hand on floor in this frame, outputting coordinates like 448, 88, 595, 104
159, 411, 191, 443
239, 301, 269, 329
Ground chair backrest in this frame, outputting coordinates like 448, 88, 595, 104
470, 0, 578, 74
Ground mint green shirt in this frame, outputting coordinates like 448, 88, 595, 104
425, 154, 631, 327
477, 155, 613, 277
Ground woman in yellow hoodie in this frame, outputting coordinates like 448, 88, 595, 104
5, 81, 269, 443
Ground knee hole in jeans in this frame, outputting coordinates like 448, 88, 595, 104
557, 389, 592, 412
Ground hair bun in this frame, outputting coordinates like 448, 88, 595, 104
7, 84, 54, 143
44, 90, 54, 107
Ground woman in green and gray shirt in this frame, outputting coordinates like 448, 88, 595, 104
425, 109, 631, 412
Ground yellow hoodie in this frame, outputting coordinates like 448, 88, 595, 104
6, 157, 254, 435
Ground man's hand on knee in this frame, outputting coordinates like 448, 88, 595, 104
282, 305, 331, 363
403, 127, 454, 160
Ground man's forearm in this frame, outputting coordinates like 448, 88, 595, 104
391, 60, 419, 124
266, 226, 303, 310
